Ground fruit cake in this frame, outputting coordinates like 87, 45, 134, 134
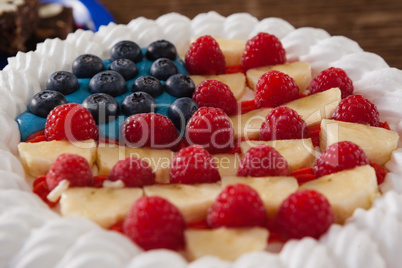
1, 11, 402, 268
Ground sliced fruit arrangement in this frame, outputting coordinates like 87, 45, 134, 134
15, 30, 400, 263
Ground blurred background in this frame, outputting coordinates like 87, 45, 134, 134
97, 0, 402, 69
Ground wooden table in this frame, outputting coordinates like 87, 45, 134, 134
98, 0, 402, 70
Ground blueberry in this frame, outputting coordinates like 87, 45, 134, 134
46, 71, 79, 95
146, 40, 177, 61
29, 90, 68, 118
165, 74, 196, 98
110, 40, 143, 63
131, 75, 164, 98
149, 58, 178, 81
82, 93, 120, 124
109, 58, 138, 81
88, 70, 127, 97
168, 97, 199, 131
121, 92, 156, 116
72, 54, 105, 78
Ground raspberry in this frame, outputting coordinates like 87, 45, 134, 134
45, 103, 99, 141
241, 32, 286, 71
314, 141, 370, 178
331, 94, 380, 127
185, 107, 234, 154
207, 183, 268, 228
309, 67, 353, 99
237, 144, 290, 177
185, 35, 225, 75
254, 70, 299, 108
46, 153, 93, 190
274, 189, 335, 239
108, 157, 155, 187
123, 196, 186, 250
121, 113, 180, 149
169, 145, 221, 184
192, 79, 238, 115
259, 106, 309, 141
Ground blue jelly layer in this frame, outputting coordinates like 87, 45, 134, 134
16, 51, 188, 141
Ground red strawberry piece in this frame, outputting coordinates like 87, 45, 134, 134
254, 70, 299, 108
309, 67, 353, 98
92, 175, 107, 188
370, 162, 387, 185
45, 103, 98, 141
192, 79, 238, 115
314, 141, 370, 178
169, 145, 221, 184
108, 157, 155, 187
185, 107, 234, 154
46, 153, 93, 190
185, 35, 226, 75
123, 196, 186, 250
241, 32, 286, 71
331, 94, 380, 127
207, 183, 268, 228
239, 99, 257, 114
32, 175, 59, 207
121, 113, 180, 149
290, 167, 317, 185
259, 106, 309, 141
274, 189, 335, 239
237, 144, 290, 177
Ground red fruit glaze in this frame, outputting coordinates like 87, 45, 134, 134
46, 153, 93, 190
185, 35, 226, 75
123, 196, 186, 250
254, 70, 299, 108
275, 189, 335, 239
169, 145, 221, 184
331, 94, 380, 127
192, 79, 238, 115
207, 183, 268, 228
32, 175, 59, 207
259, 106, 309, 141
108, 157, 155, 187
241, 32, 286, 71
45, 103, 98, 141
186, 107, 234, 154
237, 144, 290, 177
309, 67, 353, 99
314, 141, 370, 178
121, 113, 180, 149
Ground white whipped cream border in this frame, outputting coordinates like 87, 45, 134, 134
0, 11, 402, 268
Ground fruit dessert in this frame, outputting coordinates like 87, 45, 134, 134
1, 12, 402, 268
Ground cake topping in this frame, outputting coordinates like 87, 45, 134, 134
108, 58, 138, 81
259, 106, 309, 141
331, 94, 380, 127
121, 92, 156, 116
110, 40, 143, 63
237, 144, 290, 177
192, 79, 238, 116
165, 74, 196, 98
241, 32, 286, 71
29, 90, 67, 118
108, 157, 155, 187
45, 153, 93, 191
168, 97, 199, 131
146, 39, 178, 61
44, 103, 99, 141
149, 58, 179, 81
185, 35, 226, 75
274, 189, 335, 239
207, 183, 268, 228
309, 67, 354, 98
254, 70, 300, 108
123, 196, 186, 250
185, 107, 234, 154
121, 113, 180, 148
314, 141, 370, 177
82, 93, 120, 124
46, 71, 79, 95
88, 70, 127, 97
131, 75, 164, 97
72, 54, 105, 78
169, 145, 221, 184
